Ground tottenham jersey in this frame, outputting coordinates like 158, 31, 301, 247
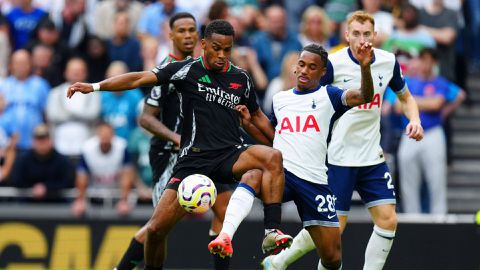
320, 47, 407, 167
271, 86, 349, 185
145, 54, 183, 152
151, 57, 258, 156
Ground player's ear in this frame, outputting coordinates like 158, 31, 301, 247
169, 30, 174, 41
201, 39, 206, 50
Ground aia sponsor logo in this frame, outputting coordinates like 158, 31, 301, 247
278, 115, 320, 134
229, 82, 242, 90
357, 93, 381, 109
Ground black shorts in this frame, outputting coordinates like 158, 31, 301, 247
149, 148, 177, 185
166, 145, 248, 191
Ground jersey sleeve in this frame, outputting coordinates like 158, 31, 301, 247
243, 73, 259, 113
145, 84, 169, 108
269, 106, 278, 128
151, 61, 186, 86
327, 85, 350, 114
319, 59, 334, 86
388, 60, 407, 95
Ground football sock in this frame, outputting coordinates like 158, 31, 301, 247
220, 183, 256, 239
318, 261, 342, 270
363, 225, 395, 270
263, 202, 281, 230
272, 228, 315, 268
210, 234, 231, 270
116, 238, 144, 270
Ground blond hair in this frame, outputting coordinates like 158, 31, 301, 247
347, 11, 375, 28
300, 6, 332, 40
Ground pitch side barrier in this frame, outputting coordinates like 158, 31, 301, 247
0, 203, 477, 270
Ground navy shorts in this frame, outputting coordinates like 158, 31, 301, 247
328, 162, 396, 215
283, 169, 339, 228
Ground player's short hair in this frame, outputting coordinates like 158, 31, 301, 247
169, 12, 196, 30
302, 43, 328, 68
419, 47, 438, 60
347, 11, 375, 29
204, 19, 235, 39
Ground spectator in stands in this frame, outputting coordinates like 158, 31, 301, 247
100, 61, 143, 140
6, 0, 47, 50
71, 121, 135, 217
262, 51, 299, 115
107, 11, 142, 72
0, 49, 50, 151
418, 0, 459, 82
140, 37, 159, 72
360, 0, 394, 46
93, 0, 144, 40
251, 5, 302, 81
0, 95, 17, 184
397, 48, 455, 214
31, 44, 63, 87
0, 13, 10, 78
324, 0, 357, 32
137, 0, 189, 40
298, 6, 336, 50
46, 57, 100, 164
382, 4, 435, 74
50, 0, 89, 51
84, 35, 110, 83
10, 124, 74, 201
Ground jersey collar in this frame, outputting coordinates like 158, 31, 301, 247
347, 47, 376, 65
200, 55, 231, 72
293, 84, 322, 95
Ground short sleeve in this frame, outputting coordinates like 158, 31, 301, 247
327, 85, 350, 114
151, 61, 185, 86
77, 155, 90, 174
269, 106, 277, 128
145, 84, 169, 108
319, 59, 334, 86
388, 60, 407, 95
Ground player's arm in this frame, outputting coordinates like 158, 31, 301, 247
67, 71, 158, 98
139, 103, 181, 146
396, 89, 424, 141
236, 105, 273, 146
343, 42, 374, 107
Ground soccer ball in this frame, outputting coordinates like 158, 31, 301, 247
177, 174, 217, 214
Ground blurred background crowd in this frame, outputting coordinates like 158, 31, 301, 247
0, 0, 478, 217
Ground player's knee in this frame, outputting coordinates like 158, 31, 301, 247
264, 148, 283, 171
375, 211, 397, 231
240, 169, 262, 194
146, 219, 166, 239
321, 252, 342, 269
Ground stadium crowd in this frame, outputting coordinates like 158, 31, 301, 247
0, 0, 478, 215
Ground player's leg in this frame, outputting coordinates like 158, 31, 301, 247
357, 163, 397, 270
210, 187, 234, 270
421, 127, 447, 214
209, 169, 262, 257
397, 136, 422, 213
144, 188, 187, 269
231, 145, 292, 254
307, 226, 342, 270
116, 151, 175, 270
262, 165, 355, 269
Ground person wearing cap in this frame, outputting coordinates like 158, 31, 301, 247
10, 124, 74, 201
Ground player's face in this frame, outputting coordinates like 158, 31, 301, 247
202, 33, 233, 71
294, 51, 326, 91
170, 18, 198, 54
345, 20, 376, 52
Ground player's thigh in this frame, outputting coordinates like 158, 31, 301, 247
211, 185, 234, 221
368, 204, 397, 230
327, 164, 357, 215
232, 144, 282, 177
356, 162, 396, 209
147, 189, 186, 235
306, 225, 341, 261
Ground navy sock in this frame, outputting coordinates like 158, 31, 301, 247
263, 203, 281, 229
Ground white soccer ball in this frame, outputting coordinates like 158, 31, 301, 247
177, 174, 217, 214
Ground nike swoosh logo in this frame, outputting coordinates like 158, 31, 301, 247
277, 105, 288, 111
343, 78, 353, 82
327, 214, 337, 219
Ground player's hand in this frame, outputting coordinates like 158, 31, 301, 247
405, 121, 423, 141
356, 41, 373, 67
235, 105, 251, 122
67, 82, 94, 98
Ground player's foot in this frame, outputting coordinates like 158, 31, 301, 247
262, 229, 293, 255
261, 255, 284, 270
208, 232, 233, 258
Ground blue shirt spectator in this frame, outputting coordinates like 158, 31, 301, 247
137, 1, 189, 38
6, 5, 47, 50
101, 90, 143, 140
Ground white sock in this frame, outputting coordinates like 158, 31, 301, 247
220, 183, 255, 239
318, 261, 342, 270
271, 228, 315, 269
363, 225, 395, 270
